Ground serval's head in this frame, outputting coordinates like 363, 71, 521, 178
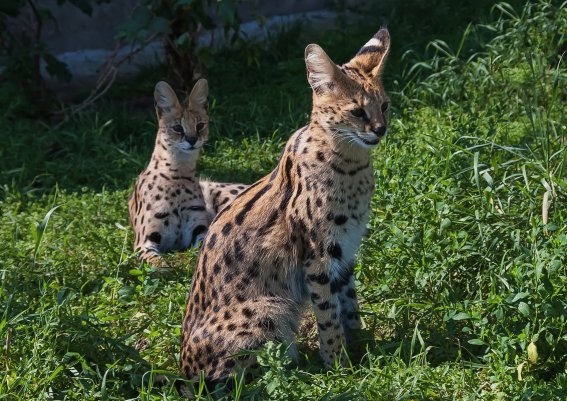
305, 28, 391, 149
154, 79, 209, 156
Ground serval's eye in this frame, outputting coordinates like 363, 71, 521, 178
350, 108, 366, 118
172, 124, 184, 133
381, 102, 390, 113
196, 122, 205, 131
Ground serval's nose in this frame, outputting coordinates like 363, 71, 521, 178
372, 126, 387, 137
185, 136, 198, 146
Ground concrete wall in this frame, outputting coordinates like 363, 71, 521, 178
39, 0, 348, 54
6, 0, 366, 92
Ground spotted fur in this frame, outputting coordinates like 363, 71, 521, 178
128, 80, 247, 267
180, 28, 391, 382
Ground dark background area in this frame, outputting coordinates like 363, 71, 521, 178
0, 0, 527, 194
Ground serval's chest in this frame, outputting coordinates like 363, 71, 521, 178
131, 167, 210, 249
290, 132, 375, 263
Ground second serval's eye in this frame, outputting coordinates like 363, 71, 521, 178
196, 122, 205, 131
350, 108, 366, 119
172, 124, 184, 133
381, 102, 390, 113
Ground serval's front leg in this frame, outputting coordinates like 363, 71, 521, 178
332, 260, 361, 334
306, 257, 348, 368
332, 260, 369, 359
137, 241, 168, 268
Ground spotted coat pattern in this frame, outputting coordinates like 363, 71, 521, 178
128, 80, 246, 267
180, 29, 391, 382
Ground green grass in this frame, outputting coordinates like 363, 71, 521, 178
1, 0, 566, 399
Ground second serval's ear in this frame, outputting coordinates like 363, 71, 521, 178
304, 44, 343, 96
347, 28, 390, 82
188, 79, 208, 110
154, 81, 182, 119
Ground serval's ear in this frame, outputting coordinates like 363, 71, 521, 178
347, 28, 390, 82
304, 44, 343, 96
154, 81, 182, 119
188, 78, 208, 111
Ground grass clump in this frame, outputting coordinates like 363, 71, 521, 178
1, 1, 566, 400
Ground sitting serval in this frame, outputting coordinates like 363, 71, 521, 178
128, 80, 247, 267
180, 28, 391, 383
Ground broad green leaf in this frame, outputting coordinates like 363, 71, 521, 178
452, 312, 470, 321
518, 302, 531, 317
510, 292, 529, 303
217, 0, 237, 25
43, 53, 72, 82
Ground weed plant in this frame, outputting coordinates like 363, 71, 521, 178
0, 1, 565, 400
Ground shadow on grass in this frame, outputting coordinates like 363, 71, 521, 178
51, 314, 155, 398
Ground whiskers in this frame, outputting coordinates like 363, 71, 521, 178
319, 123, 361, 148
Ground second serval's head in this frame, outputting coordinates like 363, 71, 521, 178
154, 79, 209, 156
305, 28, 391, 149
